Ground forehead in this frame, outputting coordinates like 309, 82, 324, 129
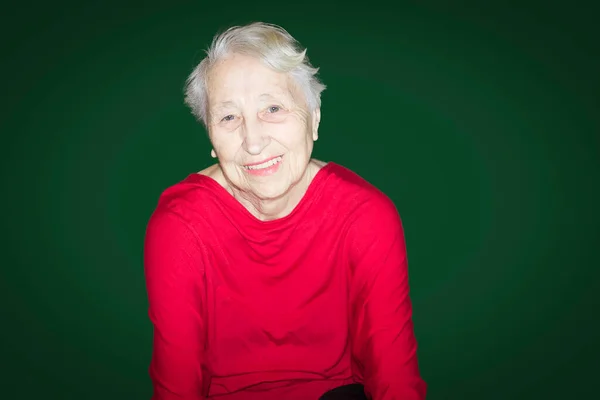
207, 53, 296, 104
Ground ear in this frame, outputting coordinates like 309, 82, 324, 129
312, 108, 321, 141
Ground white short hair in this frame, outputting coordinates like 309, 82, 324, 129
184, 22, 326, 126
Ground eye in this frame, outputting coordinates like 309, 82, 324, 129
267, 106, 281, 113
221, 114, 235, 122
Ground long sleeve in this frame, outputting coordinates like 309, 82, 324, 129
348, 195, 427, 400
144, 209, 207, 399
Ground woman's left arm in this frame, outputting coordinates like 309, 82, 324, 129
348, 194, 427, 400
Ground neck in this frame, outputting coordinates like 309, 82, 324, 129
231, 162, 318, 221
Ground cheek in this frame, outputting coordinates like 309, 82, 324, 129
210, 135, 241, 159
273, 112, 312, 144
291, 108, 310, 126
291, 110, 315, 144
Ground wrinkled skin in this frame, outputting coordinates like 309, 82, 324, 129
201, 53, 323, 220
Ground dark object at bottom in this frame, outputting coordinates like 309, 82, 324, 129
319, 383, 368, 400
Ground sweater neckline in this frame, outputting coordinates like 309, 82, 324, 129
184, 162, 336, 226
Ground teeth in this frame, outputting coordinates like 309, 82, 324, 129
244, 156, 282, 170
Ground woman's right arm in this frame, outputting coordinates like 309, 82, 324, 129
144, 209, 206, 399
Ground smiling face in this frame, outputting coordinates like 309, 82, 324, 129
206, 53, 320, 200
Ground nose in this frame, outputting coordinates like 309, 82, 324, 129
241, 117, 270, 155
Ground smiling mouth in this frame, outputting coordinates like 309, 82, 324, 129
243, 155, 283, 170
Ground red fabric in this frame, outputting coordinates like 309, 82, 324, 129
144, 163, 427, 400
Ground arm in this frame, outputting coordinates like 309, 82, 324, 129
144, 209, 206, 399
348, 195, 427, 400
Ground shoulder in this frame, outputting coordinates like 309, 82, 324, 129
324, 164, 405, 259
154, 172, 217, 216
327, 165, 407, 268
146, 171, 223, 237
326, 163, 401, 222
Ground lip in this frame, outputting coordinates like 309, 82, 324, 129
242, 155, 283, 177
243, 155, 283, 167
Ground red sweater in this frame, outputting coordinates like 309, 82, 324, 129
144, 163, 427, 400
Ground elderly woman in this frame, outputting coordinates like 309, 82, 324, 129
144, 22, 427, 400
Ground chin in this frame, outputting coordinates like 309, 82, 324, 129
252, 181, 291, 200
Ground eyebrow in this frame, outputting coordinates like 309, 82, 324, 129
211, 92, 292, 113
212, 101, 236, 109
259, 92, 288, 101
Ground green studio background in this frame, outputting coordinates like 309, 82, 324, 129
1, 1, 598, 399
